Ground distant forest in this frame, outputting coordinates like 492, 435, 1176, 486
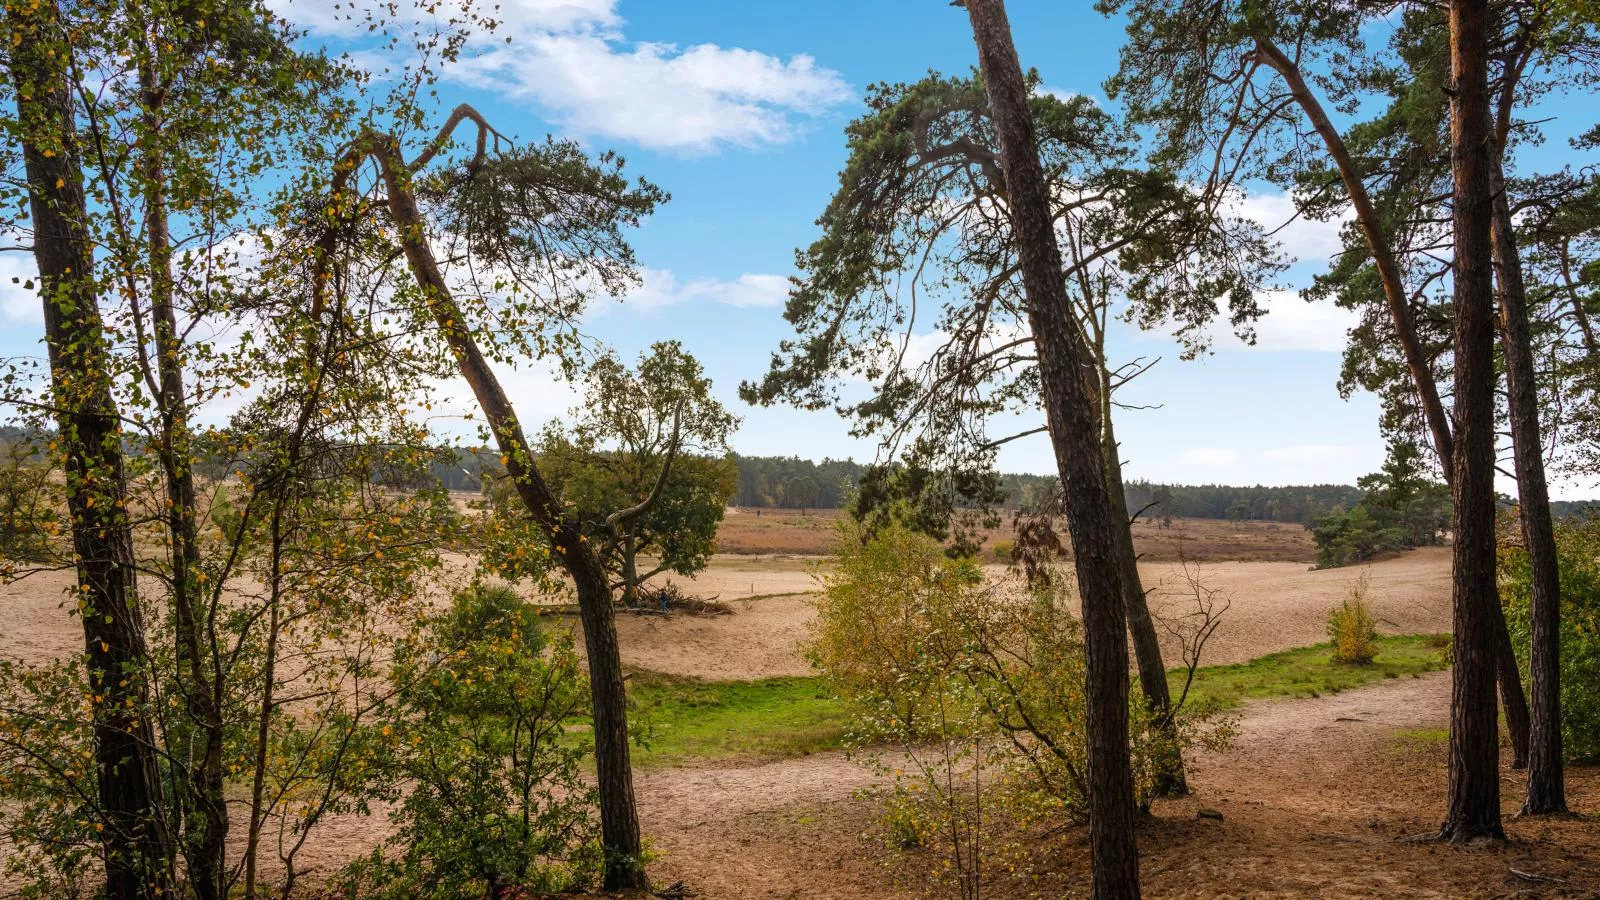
9, 425, 1598, 525
728, 455, 1366, 525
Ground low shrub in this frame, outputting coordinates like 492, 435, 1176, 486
341, 583, 602, 898
1326, 576, 1379, 664
1501, 517, 1600, 763
812, 521, 1226, 896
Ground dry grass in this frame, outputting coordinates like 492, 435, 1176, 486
713, 507, 1317, 563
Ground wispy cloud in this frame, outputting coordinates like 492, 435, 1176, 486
271, 0, 853, 154
608, 268, 790, 313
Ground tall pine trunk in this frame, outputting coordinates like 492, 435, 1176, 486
353, 132, 648, 889
963, 2, 1141, 895
1251, 35, 1531, 768
1440, 0, 1505, 843
1491, 162, 1567, 815
5, 2, 173, 893
1103, 404, 1183, 796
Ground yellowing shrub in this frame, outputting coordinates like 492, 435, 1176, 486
1326, 575, 1379, 664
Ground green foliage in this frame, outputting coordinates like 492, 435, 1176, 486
347, 584, 601, 897
1326, 577, 1380, 664
1311, 441, 1448, 568
811, 522, 1225, 892
0, 442, 59, 568
1311, 505, 1408, 568
1501, 517, 1600, 762
1119, 480, 1371, 525
0, 658, 99, 898
1174, 635, 1449, 709
481, 342, 737, 601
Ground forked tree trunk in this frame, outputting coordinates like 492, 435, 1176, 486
346, 130, 647, 889
136, 64, 228, 899
1489, 42, 1567, 816
1441, 0, 1505, 844
1251, 35, 1531, 769
1491, 162, 1567, 815
5, 2, 173, 894
1103, 409, 1184, 796
963, 2, 1141, 896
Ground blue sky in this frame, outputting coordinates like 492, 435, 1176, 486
4, 1, 1593, 493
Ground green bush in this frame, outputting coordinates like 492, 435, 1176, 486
1500, 518, 1600, 763
1326, 576, 1380, 664
812, 522, 1226, 895
343, 583, 602, 897
1310, 504, 1408, 568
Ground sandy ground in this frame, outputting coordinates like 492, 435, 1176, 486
9, 545, 1592, 899
599, 547, 1452, 679
714, 509, 1319, 563
637, 673, 1600, 899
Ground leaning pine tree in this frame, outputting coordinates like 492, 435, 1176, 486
961, 0, 1140, 895
324, 105, 666, 890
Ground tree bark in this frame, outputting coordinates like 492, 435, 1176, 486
4, 2, 173, 894
1440, 0, 1506, 843
347, 131, 647, 889
1488, 30, 1566, 815
1102, 403, 1184, 796
621, 536, 640, 607
136, 60, 228, 899
1491, 162, 1567, 814
963, 2, 1141, 896
1251, 34, 1531, 768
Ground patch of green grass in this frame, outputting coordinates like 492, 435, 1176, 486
626, 673, 849, 768
1169, 633, 1450, 711
612, 634, 1451, 768
1392, 727, 1449, 747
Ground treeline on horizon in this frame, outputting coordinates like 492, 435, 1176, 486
11, 425, 1596, 525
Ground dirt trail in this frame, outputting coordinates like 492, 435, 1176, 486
636, 672, 1600, 898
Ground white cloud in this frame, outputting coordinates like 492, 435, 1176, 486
1225, 288, 1355, 354
1035, 85, 1100, 107
1178, 447, 1239, 467
1229, 189, 1350, 267
608, 268, 790, 314
1261, 444, 1349, 464
0, 251, 41, 325
270, 0, 852, 153
452, 32, 850, 153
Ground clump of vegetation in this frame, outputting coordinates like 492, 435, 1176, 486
341, 584, 602, 898
811, 522, 1227, 895
989, 538, 1016, 563
1501, 517, 1600, 762
1326, 576, 1381, 664
1311, 440, 1450, 568
629, 582, 735, 617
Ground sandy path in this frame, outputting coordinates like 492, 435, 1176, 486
601, 548, 1452, 679
635, 672, 1600, 898
631, 678, 1464, 897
